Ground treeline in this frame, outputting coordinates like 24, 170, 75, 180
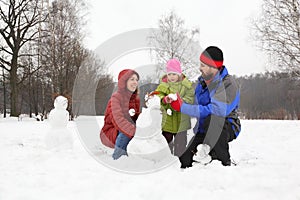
237, 71, 300, 120
2, 66, 300, 120
95, 71, 300, 120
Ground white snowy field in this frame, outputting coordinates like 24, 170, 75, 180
0, 116, 300, 200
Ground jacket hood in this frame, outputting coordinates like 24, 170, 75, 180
117, 69, 140, 91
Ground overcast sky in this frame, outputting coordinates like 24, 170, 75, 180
84, 0, 268, 78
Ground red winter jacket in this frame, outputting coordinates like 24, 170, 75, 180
100, 69, 140, 148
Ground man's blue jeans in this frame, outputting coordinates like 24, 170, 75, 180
112, 132, 131, 160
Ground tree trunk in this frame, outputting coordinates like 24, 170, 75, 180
10, 55, 19, 117
3, 68, 7, 118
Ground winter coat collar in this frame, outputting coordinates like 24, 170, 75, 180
117, 88, 138, 102
160, 74, 193, 89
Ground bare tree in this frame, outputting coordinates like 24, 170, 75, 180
40, 0, 87, 96
0, 67, 8, 117
95, 74, 114, 115
0, 0, 46, 116
149, 10, 200, 80
72, 51, 109, 116
17, 44, 44, 117
251, 0, 300, 77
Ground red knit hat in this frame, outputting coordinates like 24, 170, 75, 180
199, 46, 223, 69
117, 69, 139, 90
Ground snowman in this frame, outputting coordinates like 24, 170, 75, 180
45, 95, 74, 150
127, 91, 172, 163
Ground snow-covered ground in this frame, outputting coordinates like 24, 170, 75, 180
0, 116, 300, 200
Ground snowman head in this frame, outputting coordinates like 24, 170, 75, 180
54, 96, 68, 110
145, 91, 160, 109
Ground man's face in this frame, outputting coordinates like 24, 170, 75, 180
199, 62, 217, 80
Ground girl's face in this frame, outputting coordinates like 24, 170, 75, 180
167, 73, 180, 82
126, 74, 139, 92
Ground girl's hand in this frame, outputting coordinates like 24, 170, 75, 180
163, 96, 172, 104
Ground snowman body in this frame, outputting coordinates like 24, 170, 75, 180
127, 95, 172, 162
45, 96, 73, 150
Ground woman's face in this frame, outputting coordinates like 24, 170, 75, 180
126, 74, 139, 92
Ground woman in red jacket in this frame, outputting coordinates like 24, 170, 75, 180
100, 69, 140, 159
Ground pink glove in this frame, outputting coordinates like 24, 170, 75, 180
170, 93, 183, 111
163, 96, 172, 104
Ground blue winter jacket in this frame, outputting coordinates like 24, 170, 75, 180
180, 66, 241, 137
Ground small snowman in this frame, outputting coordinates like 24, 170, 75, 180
127, 91, 172, 163
45, 95, 73, 150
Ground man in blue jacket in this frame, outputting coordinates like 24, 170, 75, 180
170, 46, 241, 168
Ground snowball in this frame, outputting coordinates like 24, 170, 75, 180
168, 93, 177, 101
129, 108, 136, 116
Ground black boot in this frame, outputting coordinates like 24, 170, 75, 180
221, 159, 231, 166
179, 150, 193, 168
179, 134, 204, 168
209, 150, 218, 160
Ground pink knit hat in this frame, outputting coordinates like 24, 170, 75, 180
166, 58, 182, 75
